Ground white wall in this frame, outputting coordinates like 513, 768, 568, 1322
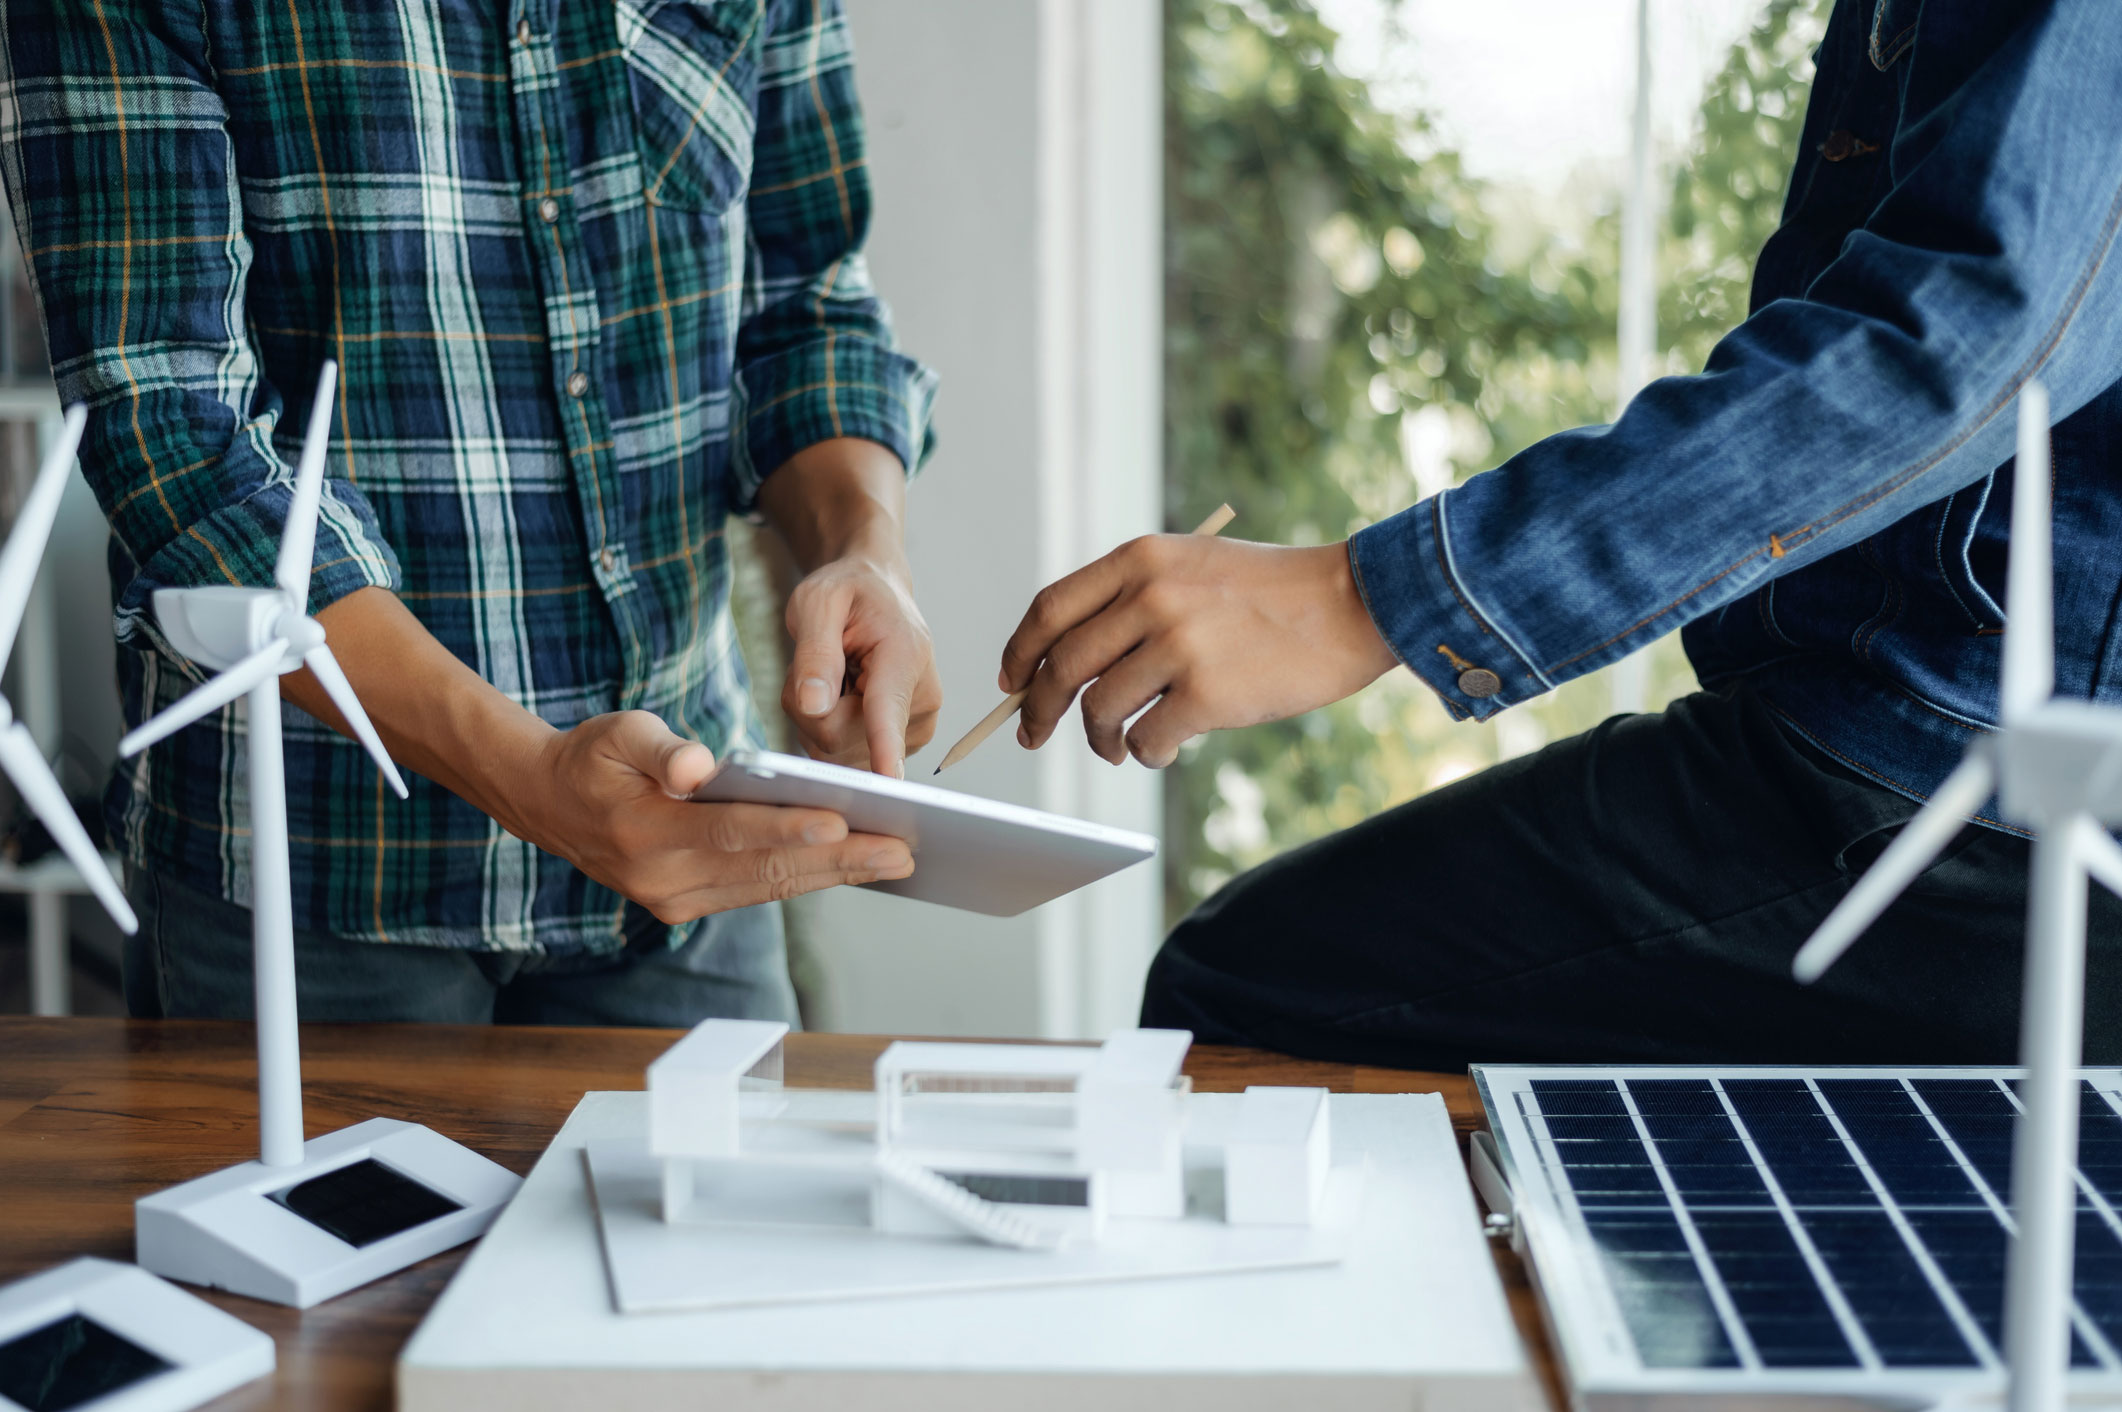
807, 0, 1164, 1038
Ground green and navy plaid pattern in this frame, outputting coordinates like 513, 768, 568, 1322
0, 0, 935, 953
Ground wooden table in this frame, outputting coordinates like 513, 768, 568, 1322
0, 1018, 1561, 1409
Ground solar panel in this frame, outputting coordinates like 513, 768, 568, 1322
269, 1157, 465, 1248
1474, 1066, 2122, 1405
0, 1311, 173, 1412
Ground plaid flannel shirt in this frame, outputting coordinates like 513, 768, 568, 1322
0, 0, 935, 953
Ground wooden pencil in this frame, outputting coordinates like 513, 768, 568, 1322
931, 503, 1236, 775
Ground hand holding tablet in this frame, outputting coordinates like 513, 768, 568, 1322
693, 750, 1157, 916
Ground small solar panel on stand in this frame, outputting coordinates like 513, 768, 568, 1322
0, 1259, 272, 1412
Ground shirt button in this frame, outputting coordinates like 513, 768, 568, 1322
516, 19, 532, 45
1458, 668, 1502, 699
598, 547, 618, 573
566, 370, 590, 398
538, 197, 560, 224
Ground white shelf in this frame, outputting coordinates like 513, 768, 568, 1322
0, 381, 57, 421
0, 848, 123, 895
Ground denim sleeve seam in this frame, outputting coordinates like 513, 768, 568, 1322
1549, 154, 2122, 677
1433, 493, 1554, 691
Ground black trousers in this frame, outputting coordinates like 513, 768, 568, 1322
1141, 686, 2122, 1070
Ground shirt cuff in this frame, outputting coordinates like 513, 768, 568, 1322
1347, 492, 1549, 721
115, 482, 402, 647
731, 338, 940, 512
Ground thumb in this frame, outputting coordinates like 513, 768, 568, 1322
605, 711, 717, 799
783, 583, 851, 720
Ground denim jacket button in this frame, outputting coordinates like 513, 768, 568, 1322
1458, 668, 1501, 698
1817, 129, 1877, 163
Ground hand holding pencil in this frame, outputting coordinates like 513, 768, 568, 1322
934, 505, 1235, 773
936, 506, 1400, 774
993, 513, 1400, 770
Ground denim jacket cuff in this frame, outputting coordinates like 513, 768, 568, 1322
1347, 494, 1549, 721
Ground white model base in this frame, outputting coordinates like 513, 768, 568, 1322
135, 1117, 521, 1309
0, 1257, 272, 1412
401, 1090, 1539, 1411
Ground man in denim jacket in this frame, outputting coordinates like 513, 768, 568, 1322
1003, 0, 2122, 1067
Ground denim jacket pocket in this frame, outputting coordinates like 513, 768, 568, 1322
1869, 0, 1921, 71
619, 0, 760, 214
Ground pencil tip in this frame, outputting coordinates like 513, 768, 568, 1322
931, 765, 942, 775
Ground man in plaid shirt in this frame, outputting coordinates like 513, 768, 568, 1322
0, 0, 940, 1024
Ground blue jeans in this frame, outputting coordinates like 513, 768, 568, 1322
120, 868, 799, 1027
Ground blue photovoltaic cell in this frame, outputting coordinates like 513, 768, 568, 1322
1526, 1074, 2122, 1375
1580, 1209, 1742, 1369
1690, 1210, 1856, 1367
1799, 1209, 1977, 1366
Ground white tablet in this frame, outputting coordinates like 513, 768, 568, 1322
690, 749, 1157, 917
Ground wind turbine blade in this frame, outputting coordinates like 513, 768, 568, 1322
2003, 381, 2053, 721
1792, 750, 1996, 983
0, 721, 136, 933
274, 360, 337, 604
0, 404, 87, 676
117, 641, 286, 758
2079, 820, 2122, 901
301, 644, 408, 798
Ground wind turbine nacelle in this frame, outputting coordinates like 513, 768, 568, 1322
153, 586, 292, 673
1994, 699, 2122, 829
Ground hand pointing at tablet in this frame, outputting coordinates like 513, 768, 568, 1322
758, 439, 943, 779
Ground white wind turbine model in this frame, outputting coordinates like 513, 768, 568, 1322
1792, 382, 2113, 1412
0, 405, 134, 936
123, 362, 518, 1310
0, 413, 279, 1412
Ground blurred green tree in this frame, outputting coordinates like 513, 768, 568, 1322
1161, 0, 1831, 923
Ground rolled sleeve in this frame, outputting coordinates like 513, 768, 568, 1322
1, 0, 400, 651
1349, 493, 1547, 720
732, 304, 939, 510
125, 467, 402, 632
729, 0, 937, 512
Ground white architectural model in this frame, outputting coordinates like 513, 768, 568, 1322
1793, 382, 2106, 1412
119, 362, 519, 1308
645, 1020, 1324, 1250
1225, 1086, 1332, 1226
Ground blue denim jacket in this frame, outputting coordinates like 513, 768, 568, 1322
1349, 0, 2122, 830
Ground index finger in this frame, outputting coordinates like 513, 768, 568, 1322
998, 551, 1127, 693
860, 640, 923, 779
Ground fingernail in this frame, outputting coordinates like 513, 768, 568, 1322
892, 761, 905, 780
803, 821, 836, 844
1017, 724, 1031, 748
799, 677, 832, 715
997, 669, 1010, 692
882, 861, 915, 880
865, 848, 907, 870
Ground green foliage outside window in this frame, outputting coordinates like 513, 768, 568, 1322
1161, 0, 1832, 924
